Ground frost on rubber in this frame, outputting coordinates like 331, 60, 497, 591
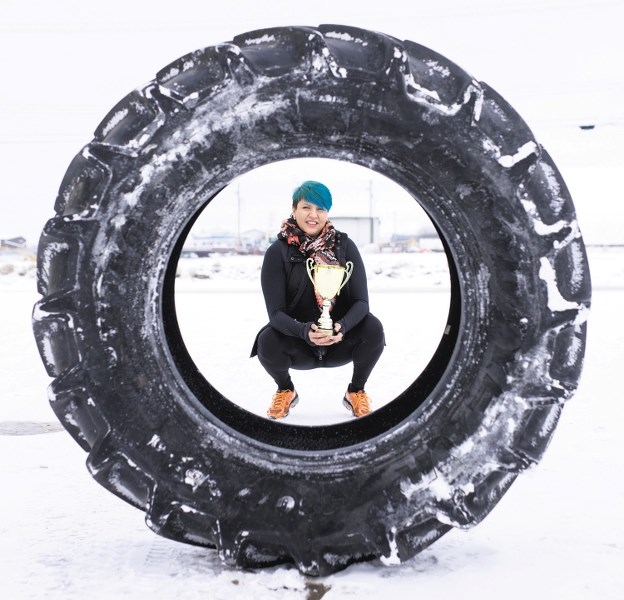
32, 24, 591, 576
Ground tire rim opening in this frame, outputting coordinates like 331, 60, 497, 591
165, 158, 459, 448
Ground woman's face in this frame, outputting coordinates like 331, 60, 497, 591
292, 200, 328, 238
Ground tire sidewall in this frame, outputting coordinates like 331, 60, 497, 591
81, 68, 543, 494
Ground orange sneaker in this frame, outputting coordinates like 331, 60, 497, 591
267, 389, 299, 419
343, 390, 372, 417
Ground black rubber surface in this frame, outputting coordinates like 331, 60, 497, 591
33, 25, 591, 575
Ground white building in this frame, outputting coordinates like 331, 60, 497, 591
330, 216, 380, 246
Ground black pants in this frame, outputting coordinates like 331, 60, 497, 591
256, 314, 385, 391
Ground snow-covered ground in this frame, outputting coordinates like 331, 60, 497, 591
0, 248, 622, 599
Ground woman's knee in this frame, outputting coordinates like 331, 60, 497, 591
361, 314, 385, 345
257, 326, 285, 357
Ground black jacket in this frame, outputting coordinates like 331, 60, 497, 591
250, 232, 370, 356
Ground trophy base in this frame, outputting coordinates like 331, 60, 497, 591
316, 326, 334, 336
316, 316, 334, 335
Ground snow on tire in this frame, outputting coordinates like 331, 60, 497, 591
32, 25, 591, 576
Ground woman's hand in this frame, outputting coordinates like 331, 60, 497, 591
308, 323, 343, 346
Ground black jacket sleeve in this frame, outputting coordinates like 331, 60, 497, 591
260, 242, 312, 341
334, 238, 370, 335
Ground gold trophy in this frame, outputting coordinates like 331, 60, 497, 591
306, 258, 354, 335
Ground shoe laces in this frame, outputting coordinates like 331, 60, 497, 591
350, 390, 371, 411
271, 389, 293, 409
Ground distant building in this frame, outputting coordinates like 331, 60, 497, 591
331, 216, 380, 246
383, 232, 444, 252
241, 229, 269, 253
181, 229, 269, 256
418, 233, 444, 252
0, 236, 27, 249
385, 233, 419, 252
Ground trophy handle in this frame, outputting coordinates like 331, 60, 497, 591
305, 258, 316, 286
336, 261, 354, 295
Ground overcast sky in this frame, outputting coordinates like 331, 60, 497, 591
1, 0, 622, 244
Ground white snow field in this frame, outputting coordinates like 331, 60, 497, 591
0, 248, 622, 599
2, 0, 623, 597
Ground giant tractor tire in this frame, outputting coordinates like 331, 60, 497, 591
32, 25, 591, 576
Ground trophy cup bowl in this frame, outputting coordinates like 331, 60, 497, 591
306, 258, 354, 334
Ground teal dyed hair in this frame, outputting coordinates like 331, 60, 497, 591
291, 181, 332, 212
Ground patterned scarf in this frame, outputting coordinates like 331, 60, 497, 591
277, 217, 339, 265
278, 217, 340, 310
